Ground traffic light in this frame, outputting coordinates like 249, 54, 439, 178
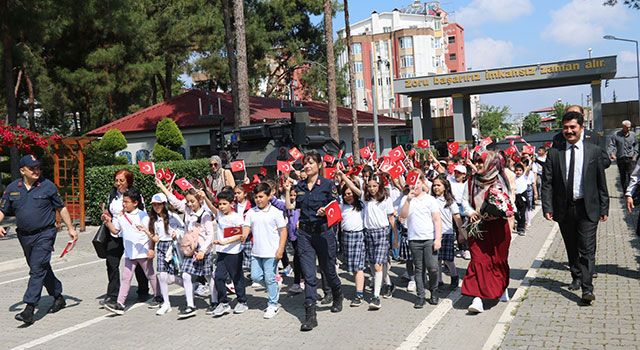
209, 129, 225, 155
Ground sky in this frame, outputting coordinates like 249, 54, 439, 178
328, 0, 640, 117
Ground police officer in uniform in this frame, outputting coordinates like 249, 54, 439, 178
284, 151, 343, 332
0, 155, 78, 325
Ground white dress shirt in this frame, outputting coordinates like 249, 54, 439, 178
565, 139, 584, 200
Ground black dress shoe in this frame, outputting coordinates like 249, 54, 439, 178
414, 297, 425, 309
320, 293, 333, 305
15, 304, 35, 324
427, 295, 439, 305
568, 279, 581, 291
48, 296, 66, 313
582, 291, 596, 302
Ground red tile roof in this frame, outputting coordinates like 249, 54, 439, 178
87, 90, 405, 136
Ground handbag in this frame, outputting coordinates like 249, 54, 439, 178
92, 224, 109, 259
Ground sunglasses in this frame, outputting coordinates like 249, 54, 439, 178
209, 163, 219, 167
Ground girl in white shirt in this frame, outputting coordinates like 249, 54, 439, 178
431, 175, 466, 291
342, 172, 396, 310
399, 170, 442, 308
337, 171, 366, 307
156, 178, 216, 319
140, 193, 185, 316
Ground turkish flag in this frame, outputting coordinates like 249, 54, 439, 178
163, 168, 173, 182
389, 145, 406, 163
397, 160, 408, 174
323, 154, 336, 165
460, 147, 469, 159
480, 137, 493, 148
447, 142, 459, 155
324, 200, 342, 227
522, 145, 535, 154
505, 145, 518, 156
387, 164, 403, 179
406, 170, 419, 186
337, 162, 345, 171
324, 167, 337, 179
544, 141, 553, 148
473, 145, 482, 154
138, 161, 155, 175
259, 167, 268, 176
346, 165, 363, 177
223, 226, 243, 238
175, 177, 193, 191
337, 149, 344, 159
379, 157, 394, 173
359, 147, 371, 159
155, 168, 165, 180
242, 183, 258, 193
408, 149, 416, 157
277, 161, 292, 174
346, 155, 354, 166
230, 160, 245, 172
289, 147, 303, 160
447, 164, 456, 174
417, 139, 430, 149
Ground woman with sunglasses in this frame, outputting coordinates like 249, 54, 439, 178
204, 155, 236, 196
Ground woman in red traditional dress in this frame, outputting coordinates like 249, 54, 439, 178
462, 150, 512, 313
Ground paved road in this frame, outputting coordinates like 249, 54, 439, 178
0, 167, 637, 350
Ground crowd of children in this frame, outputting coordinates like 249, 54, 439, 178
100, 139, 543, 328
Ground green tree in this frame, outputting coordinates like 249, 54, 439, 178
154, 118, 184, 161
153, 144, 183, 161
603, 0, 640, 10
478, 104, 510, 140
522, 112, 541, 134
85, 129, 129, 166
553, 100, 570, 128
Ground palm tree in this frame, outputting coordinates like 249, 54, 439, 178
343, 0, 359, 161
323, 0, 339, 141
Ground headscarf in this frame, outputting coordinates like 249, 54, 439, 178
471, 151, 511, 210
206, 155, 225, 194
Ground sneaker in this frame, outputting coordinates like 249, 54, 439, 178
368, 297, 382, 310
234, 302, 249, 314
251, 282, 263, 289
263, 304, 280, 319
500, 289, 510, 302
288, 284, 303, 294
205, 302, 219, 315
350, 295, 364, 307
156, 303, 172, 316
468, 297, 484, 313
282, 265, 294, 277
99, 297, 114, 308
407, 281, 416, 293
195, 284, 210, 298
177, 306, 197, 319
104, 301, 125, 315
382, 284, 395, 299
147, 296, 162, 309
463, 250, 471, 260
212, 303, 232, 317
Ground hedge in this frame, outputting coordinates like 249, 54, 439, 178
85, 158, 210, 225
153, 143, 184, 161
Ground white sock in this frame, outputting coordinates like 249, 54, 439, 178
182, 273, 194, 308
206, 275, 218, 303
374, 271, 383, 297
158, 272, 171, 306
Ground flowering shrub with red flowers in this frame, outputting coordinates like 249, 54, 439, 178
0, 121, 62, 154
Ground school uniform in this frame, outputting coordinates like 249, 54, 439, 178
340, 203, 365, 273
434, 196, 459, 262
363, 196, 394, 265
180, 207, 215, 276
214, 211, 247, 305
154, 212, 185, 275
514, 174, 528, 233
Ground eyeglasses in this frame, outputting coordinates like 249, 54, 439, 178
209, 163, 219, 167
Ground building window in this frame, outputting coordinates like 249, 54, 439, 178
450, 69, 457, 73
354, 61, 363, 72
399, 36, 413, 49
435, 38, 441, 49
135, 149, 150, 162
449, 53, 457, 61
386, 77, 392, 85
448, 36, 455, 44
435, 20, 442, 30
352, 43, 362, 54
383, 26, 392, 33
118, 151, 132, 164
431, 37, 435, 48
401, 55, 414, 68
401, 72, 414, 78
355, 79, 364, 88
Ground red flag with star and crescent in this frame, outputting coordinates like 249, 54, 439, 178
480, 137, 493, 148
323, 154, 336, 165
277, 161, 292, 174
417, 139, 430, 149
324, 200, 342, 227
138, 161, 155, 175
389, 145, 406, 163
359, 147, 371, 160
289, 147, 303, 161
175, 178, 193, 191
406, 170, 419, 187
447, 142, 459, 156
230, 160, 245, 172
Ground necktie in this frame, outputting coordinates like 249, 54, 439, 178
567, 145, 575, 201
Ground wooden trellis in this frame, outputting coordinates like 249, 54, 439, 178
51, 137, 93, 231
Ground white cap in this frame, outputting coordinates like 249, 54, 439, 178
454, 165, 467, 174
151, 193, 167, 204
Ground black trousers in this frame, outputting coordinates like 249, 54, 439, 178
214, 252, 246, 304
18, 228, 62, 305
515, 193, 527, 233
617, 157, 635, 192
297, 228, 342, 306
105, 235, 149, 299
558, 200, 598, 293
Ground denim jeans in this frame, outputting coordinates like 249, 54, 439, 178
409, 240, 438, 298
251, 256, 279, 306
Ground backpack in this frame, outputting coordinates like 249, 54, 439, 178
180, 212, 204, 257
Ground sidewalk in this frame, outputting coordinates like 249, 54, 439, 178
500, 167, 640, 349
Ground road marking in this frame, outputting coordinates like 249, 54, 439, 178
396, 288, 463, 350
481, 222, 559, 350
0, 260, 102, 286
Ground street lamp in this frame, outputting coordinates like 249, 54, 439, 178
604, 35, 640, 121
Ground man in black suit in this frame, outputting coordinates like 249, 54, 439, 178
542, 111, 609, 305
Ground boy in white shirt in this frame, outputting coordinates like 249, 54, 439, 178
212, 191, 248, 317
242, 183, 288, 319
514, 163, 528, 236
103, 188, 158, 315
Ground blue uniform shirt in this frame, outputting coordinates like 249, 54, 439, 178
0, 178, 64, 232
294, 176, 338, 225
